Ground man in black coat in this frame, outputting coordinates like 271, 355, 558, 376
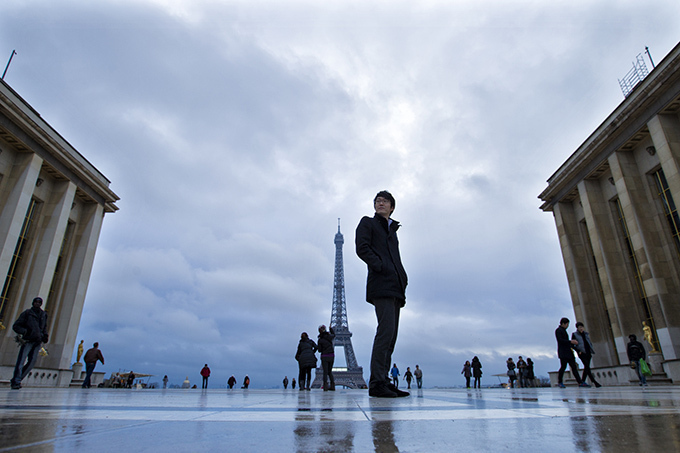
555, 317, 586, 388
356, 190, 409, 398
11, 297, 49, 389
627, 334, 648, 386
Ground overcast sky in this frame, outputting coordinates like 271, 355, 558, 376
2, 0, 679, 388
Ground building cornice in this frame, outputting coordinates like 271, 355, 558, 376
539, 42, 680, 211
0, 80, 119, 212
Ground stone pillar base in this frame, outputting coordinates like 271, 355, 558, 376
71, 362, 83, 378
647, 352, 663, 374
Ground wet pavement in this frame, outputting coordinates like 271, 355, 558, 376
1, 386, 680, 452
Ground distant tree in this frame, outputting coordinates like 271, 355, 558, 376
537, 376, 551, 387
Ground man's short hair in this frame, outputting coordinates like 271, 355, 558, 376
575, 322, 584, 328
560, 317, 570, 325
93, 342, 99, 347
33, 297, 43, 304
374, 190, 395, 209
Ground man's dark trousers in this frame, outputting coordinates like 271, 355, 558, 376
11, 341, 41, 386
558, 357, 583, 384
82, 362, 96, 388
321, 356, 335, 389
579, 352, 597, 384
370, 297, 401, 389
202, 377, 208, 389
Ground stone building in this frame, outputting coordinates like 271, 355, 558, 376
0, 79, 118, 387
539, 41, 680, 384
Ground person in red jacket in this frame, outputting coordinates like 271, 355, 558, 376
200, 364, 211, 389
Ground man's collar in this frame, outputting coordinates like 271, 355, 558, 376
374, 213, 399, 225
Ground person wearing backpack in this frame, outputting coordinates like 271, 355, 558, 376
627, 334, 648, 386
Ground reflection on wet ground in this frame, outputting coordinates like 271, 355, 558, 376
1, 387, 680, 451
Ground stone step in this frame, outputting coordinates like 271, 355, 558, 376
70, 379, 85, 388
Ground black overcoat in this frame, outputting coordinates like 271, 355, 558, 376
355, 214, 408, 305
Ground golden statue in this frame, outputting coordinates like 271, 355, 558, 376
76, 340, 84, 363
642, 321, 659, 352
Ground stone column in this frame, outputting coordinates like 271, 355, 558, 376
649, 114, 680, 206
0, 153, 42, 358
578, 178, 636, 365
45, 203, 105, 370
0, 153, 43, 291
608, 151, 675, 358
647, 113, 680, 359
554, 201, 618, 366
22, 180, 77, 306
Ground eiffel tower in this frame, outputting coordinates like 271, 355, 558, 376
312, 220, 367, 389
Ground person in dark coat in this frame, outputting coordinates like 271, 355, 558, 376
555, 317, 586, 388
506, 358, 517, 388
227, 375, 236, 389
526, 358, 536, 387
471, 356, 483, 389
404, 367, 413, 389
572, 322, 601, 387
295, 332, 317, 390
627, 334, 648, 386
356, 190, 409, 398
317, 325, 336, 391
82, 342, 105, 388
10, 297, 49, 389
516, 356, 527, 388
461, 361, 472, 388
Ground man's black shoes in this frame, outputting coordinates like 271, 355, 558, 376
369, 383, 410, 398
387, 383, 410, 397
369, 384, 397, 398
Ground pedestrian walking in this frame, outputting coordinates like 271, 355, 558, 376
471, 356, 482, 389
627, 334, 648, 386
414, 365, 423, 389
462, 361, 472, 388
555, 317, 586, 388
390, 363, 400, 388
82, 342, 105, 388
572, 322, 602, 387
10, 297, 49, 390
404, 367, 413, 389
